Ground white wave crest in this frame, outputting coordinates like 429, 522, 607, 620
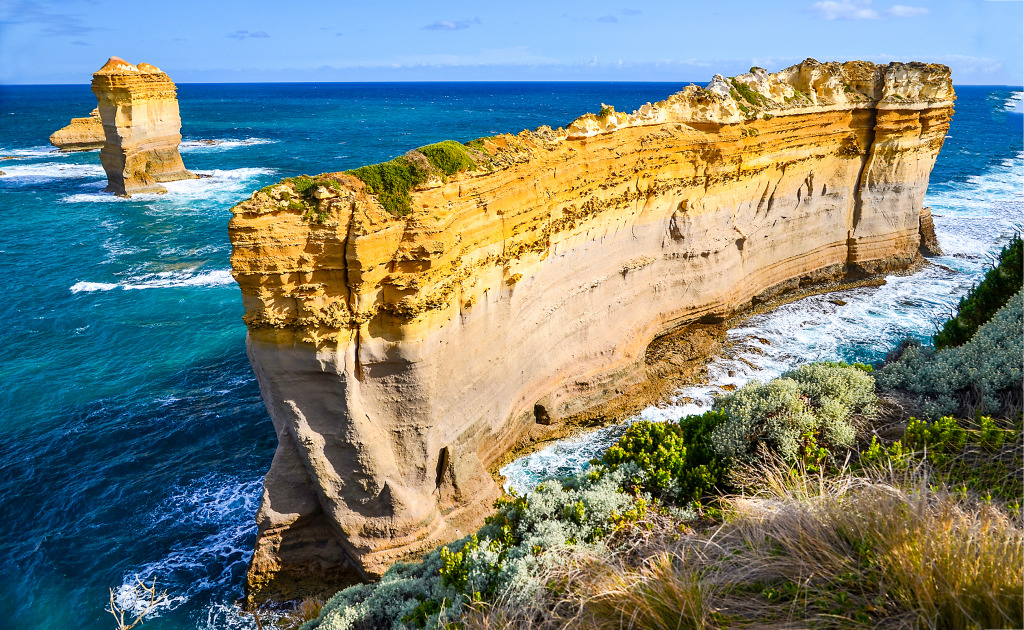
70, 269, 234, 293
1004, 91, 1023, 113
0, 146, 64, 158
179, 138, 277, 152
0, 161, 104, 183
61, 167, 276, 203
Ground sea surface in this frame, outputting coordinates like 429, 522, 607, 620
0, 82, 1019, 630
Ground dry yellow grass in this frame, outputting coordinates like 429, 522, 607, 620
464, 465, 1023, 630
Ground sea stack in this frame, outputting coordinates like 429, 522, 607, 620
49, 108, 105, 151
91, 57, 196, 196
229, 59, 954, 604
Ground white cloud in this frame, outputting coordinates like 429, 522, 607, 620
809, 0, 880, 20
886, 5, 929, 17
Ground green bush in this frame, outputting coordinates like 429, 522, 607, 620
417, 140, 476, 177
877, 290, 1023, 418
935, 236, 1023, 349
347, 157, 429, 217
711, 363, 877, 462
602, 410, 730, 507
857, 415, 1021, 505
302, 465, 648, 630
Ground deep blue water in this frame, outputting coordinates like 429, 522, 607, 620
0, 83, 1020, 630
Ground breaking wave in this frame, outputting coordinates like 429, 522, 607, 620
70, 269, 234, 293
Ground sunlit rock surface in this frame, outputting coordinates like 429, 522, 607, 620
228, 59, 954, 603
91, 57, 196, 195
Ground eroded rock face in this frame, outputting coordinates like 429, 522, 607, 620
91, 57, 196, 195
49, 108, 104, 151
229, 59, 954, 603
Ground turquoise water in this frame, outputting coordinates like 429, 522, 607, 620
0, 83, 1020, 630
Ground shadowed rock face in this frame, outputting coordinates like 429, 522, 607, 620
91, 57, 196, 196
49, 108, 104, 152
229, 58, 954, 604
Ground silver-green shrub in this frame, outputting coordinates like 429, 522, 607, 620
302, 464, 645, 630
877, 289, 1023, 418
711, 363, 877, 461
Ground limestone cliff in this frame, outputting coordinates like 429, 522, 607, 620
229, 59, 953, 604
49, 108, 104, 151
91, 57, 196, 195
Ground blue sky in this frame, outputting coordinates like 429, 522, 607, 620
1, 0, 1021, 84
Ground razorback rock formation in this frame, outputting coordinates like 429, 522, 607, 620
91, 57, 196, 195
49, 108, 104, 151
229, 59, 954, 603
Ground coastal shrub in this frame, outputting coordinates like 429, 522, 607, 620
464, 465, 1024, 630
729, 78, 769, 108
711, 363, 876, 462
934, 235, 1023, 349
416, 140, 475, 177
347, 157, 429, 217
601, 410, 730, 507
877, 290, 1023, 418
858, 414, 1021, 506
302, 464, 648, 630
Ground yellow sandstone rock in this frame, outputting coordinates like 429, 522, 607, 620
228, 59, 954, 603
91, 57, 196, 195
49, 108, 104, 152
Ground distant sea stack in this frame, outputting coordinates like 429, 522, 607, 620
91, 57, 196, 196
229, 59, 954, 604
49, 108, 104, 151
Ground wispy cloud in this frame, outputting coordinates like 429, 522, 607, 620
886, 4, 929, 17
71, 40, 91, 46
596, 15, 618, 23
809, 0, 931, 20
422, 18, 481, 31
227, 30, 270, 39
809, 0, 879, 20
1, 0, 107, 36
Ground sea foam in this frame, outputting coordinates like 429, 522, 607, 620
70, 269, 234, 293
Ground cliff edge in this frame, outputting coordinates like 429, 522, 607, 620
228, 59, 954, 604
91, 57, 196, 196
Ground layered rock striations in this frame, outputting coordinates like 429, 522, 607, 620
91, 57, 196, 195
229, 59, 954, 603
49, 108, 104, 151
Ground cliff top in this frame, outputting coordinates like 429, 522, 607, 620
235, 58, 953, 219
94, 57, 167, 76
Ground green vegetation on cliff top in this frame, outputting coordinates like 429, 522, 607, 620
346, 140, 479, 216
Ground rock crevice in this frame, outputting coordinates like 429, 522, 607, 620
228, 59, 954, 604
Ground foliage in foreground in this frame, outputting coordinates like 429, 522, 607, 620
302, 465, 648, 630
934, 235, 1023, 349
859, 414, 1022, 508
465, 467, 1024, 630
877, 289, 1023, 418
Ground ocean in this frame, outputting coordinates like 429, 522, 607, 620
0, 82, 1020, 630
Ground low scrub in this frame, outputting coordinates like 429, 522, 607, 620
302, 465, 650, 630
934, 235, 1022, 349
346, 141, 477, 216
465, 467, 1024, 630
877, 289, 1023, 418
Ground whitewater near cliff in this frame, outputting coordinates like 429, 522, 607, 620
0, 81, 1019, 630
